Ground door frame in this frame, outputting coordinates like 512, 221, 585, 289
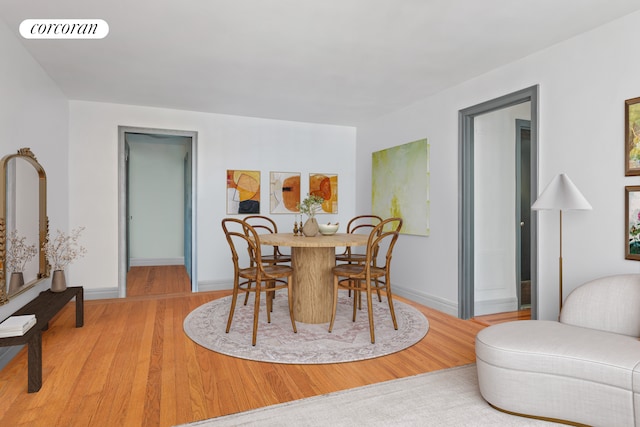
458, 85, 538, 319
515, 118, 531, 309
117, 126, 198, 297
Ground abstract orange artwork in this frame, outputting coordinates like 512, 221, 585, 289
227, 170, 260, 214
270, 172, 301, 213
309, 173, 338, 213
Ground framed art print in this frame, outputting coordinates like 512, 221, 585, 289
309, 173, 338, 213
270, 171, 300, 213
226, 169, 260, 214
625, 97, 640, 176
625, 185, 640, 260
372, 138, 430, 236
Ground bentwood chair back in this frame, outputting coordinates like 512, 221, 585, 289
243, 215, 291, 265
222, 218, 297, 346
242, 215, 292, 307
329, 217, 403, 344
336, 214, 383, 301
335, 215, 383, 264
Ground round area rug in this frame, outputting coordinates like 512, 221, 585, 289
183, 293, 429, 364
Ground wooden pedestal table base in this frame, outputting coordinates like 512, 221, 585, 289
258, 233, 368, 324
292, 247, 335, 323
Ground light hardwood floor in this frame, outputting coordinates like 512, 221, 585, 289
473, 308, 531, 326
0, 267, 488, 427
127, 265, 192, 297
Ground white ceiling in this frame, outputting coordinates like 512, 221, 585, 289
2, 0, 640, 126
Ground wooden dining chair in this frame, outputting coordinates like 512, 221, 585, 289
335, 215, 382, 264
329, 217, 403, 344
222, 218, 297, 346
242, 215, 291, 307
336, 215, 383, 302
243, 215, 291, 265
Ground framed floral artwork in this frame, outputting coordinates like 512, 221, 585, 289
625, 97, 640, 176
625, 186, 640, 260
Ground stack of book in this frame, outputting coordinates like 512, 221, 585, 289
0, 314, 37, 338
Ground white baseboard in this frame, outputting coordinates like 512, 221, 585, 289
129, 257, 184, 267
85, 287, 120, 300
80, 279, 463, 315
197, 279, 233, 293
395, 285, 518, 318
83, 281, 229, 301
196, 280, 460, 316
84, 280, 462, 319
392, 285, 458, 317
474, 297, 518, 316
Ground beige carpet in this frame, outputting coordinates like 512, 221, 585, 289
175, 364, 563, 426
183, 292, 429, 364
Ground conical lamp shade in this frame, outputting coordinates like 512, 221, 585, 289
531, 174, 592, 211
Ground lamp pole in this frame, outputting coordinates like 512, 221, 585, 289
559, 210, 563, 310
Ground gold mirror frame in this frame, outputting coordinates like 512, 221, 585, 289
0, 148, 49, 304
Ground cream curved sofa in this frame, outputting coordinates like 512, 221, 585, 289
475, 274, 640, 426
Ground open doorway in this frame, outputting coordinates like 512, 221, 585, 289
458, 86, 538, 320
118, 126, 198, 298
516, 119, 531, 309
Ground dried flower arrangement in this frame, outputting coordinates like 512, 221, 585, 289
297, 194, 324, 218
43, 227, 87, 271
6, 230, 38, 273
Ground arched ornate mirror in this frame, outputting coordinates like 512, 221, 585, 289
0, 148, 49, 304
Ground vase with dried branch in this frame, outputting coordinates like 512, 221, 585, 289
297, 194, 324, 237
6, 230, 38, 294
43, 227, 87, 292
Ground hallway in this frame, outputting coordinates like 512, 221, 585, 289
126, 265, 191, 297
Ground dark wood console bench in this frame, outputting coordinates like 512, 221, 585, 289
0, 286, 84, 392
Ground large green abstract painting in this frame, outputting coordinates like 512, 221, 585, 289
372, 138, 430, 236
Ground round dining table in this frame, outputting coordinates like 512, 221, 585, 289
258, 232, 368, 324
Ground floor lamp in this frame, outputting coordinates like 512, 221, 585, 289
531, 174, 592, 311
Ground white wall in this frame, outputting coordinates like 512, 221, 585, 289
68, 101, 356, 294
0, 20, 69, 322
356, 10, 640, 320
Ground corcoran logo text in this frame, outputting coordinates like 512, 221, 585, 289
19, 19, 109, 39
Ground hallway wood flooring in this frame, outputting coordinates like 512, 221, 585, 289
126, 265, 191, 297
